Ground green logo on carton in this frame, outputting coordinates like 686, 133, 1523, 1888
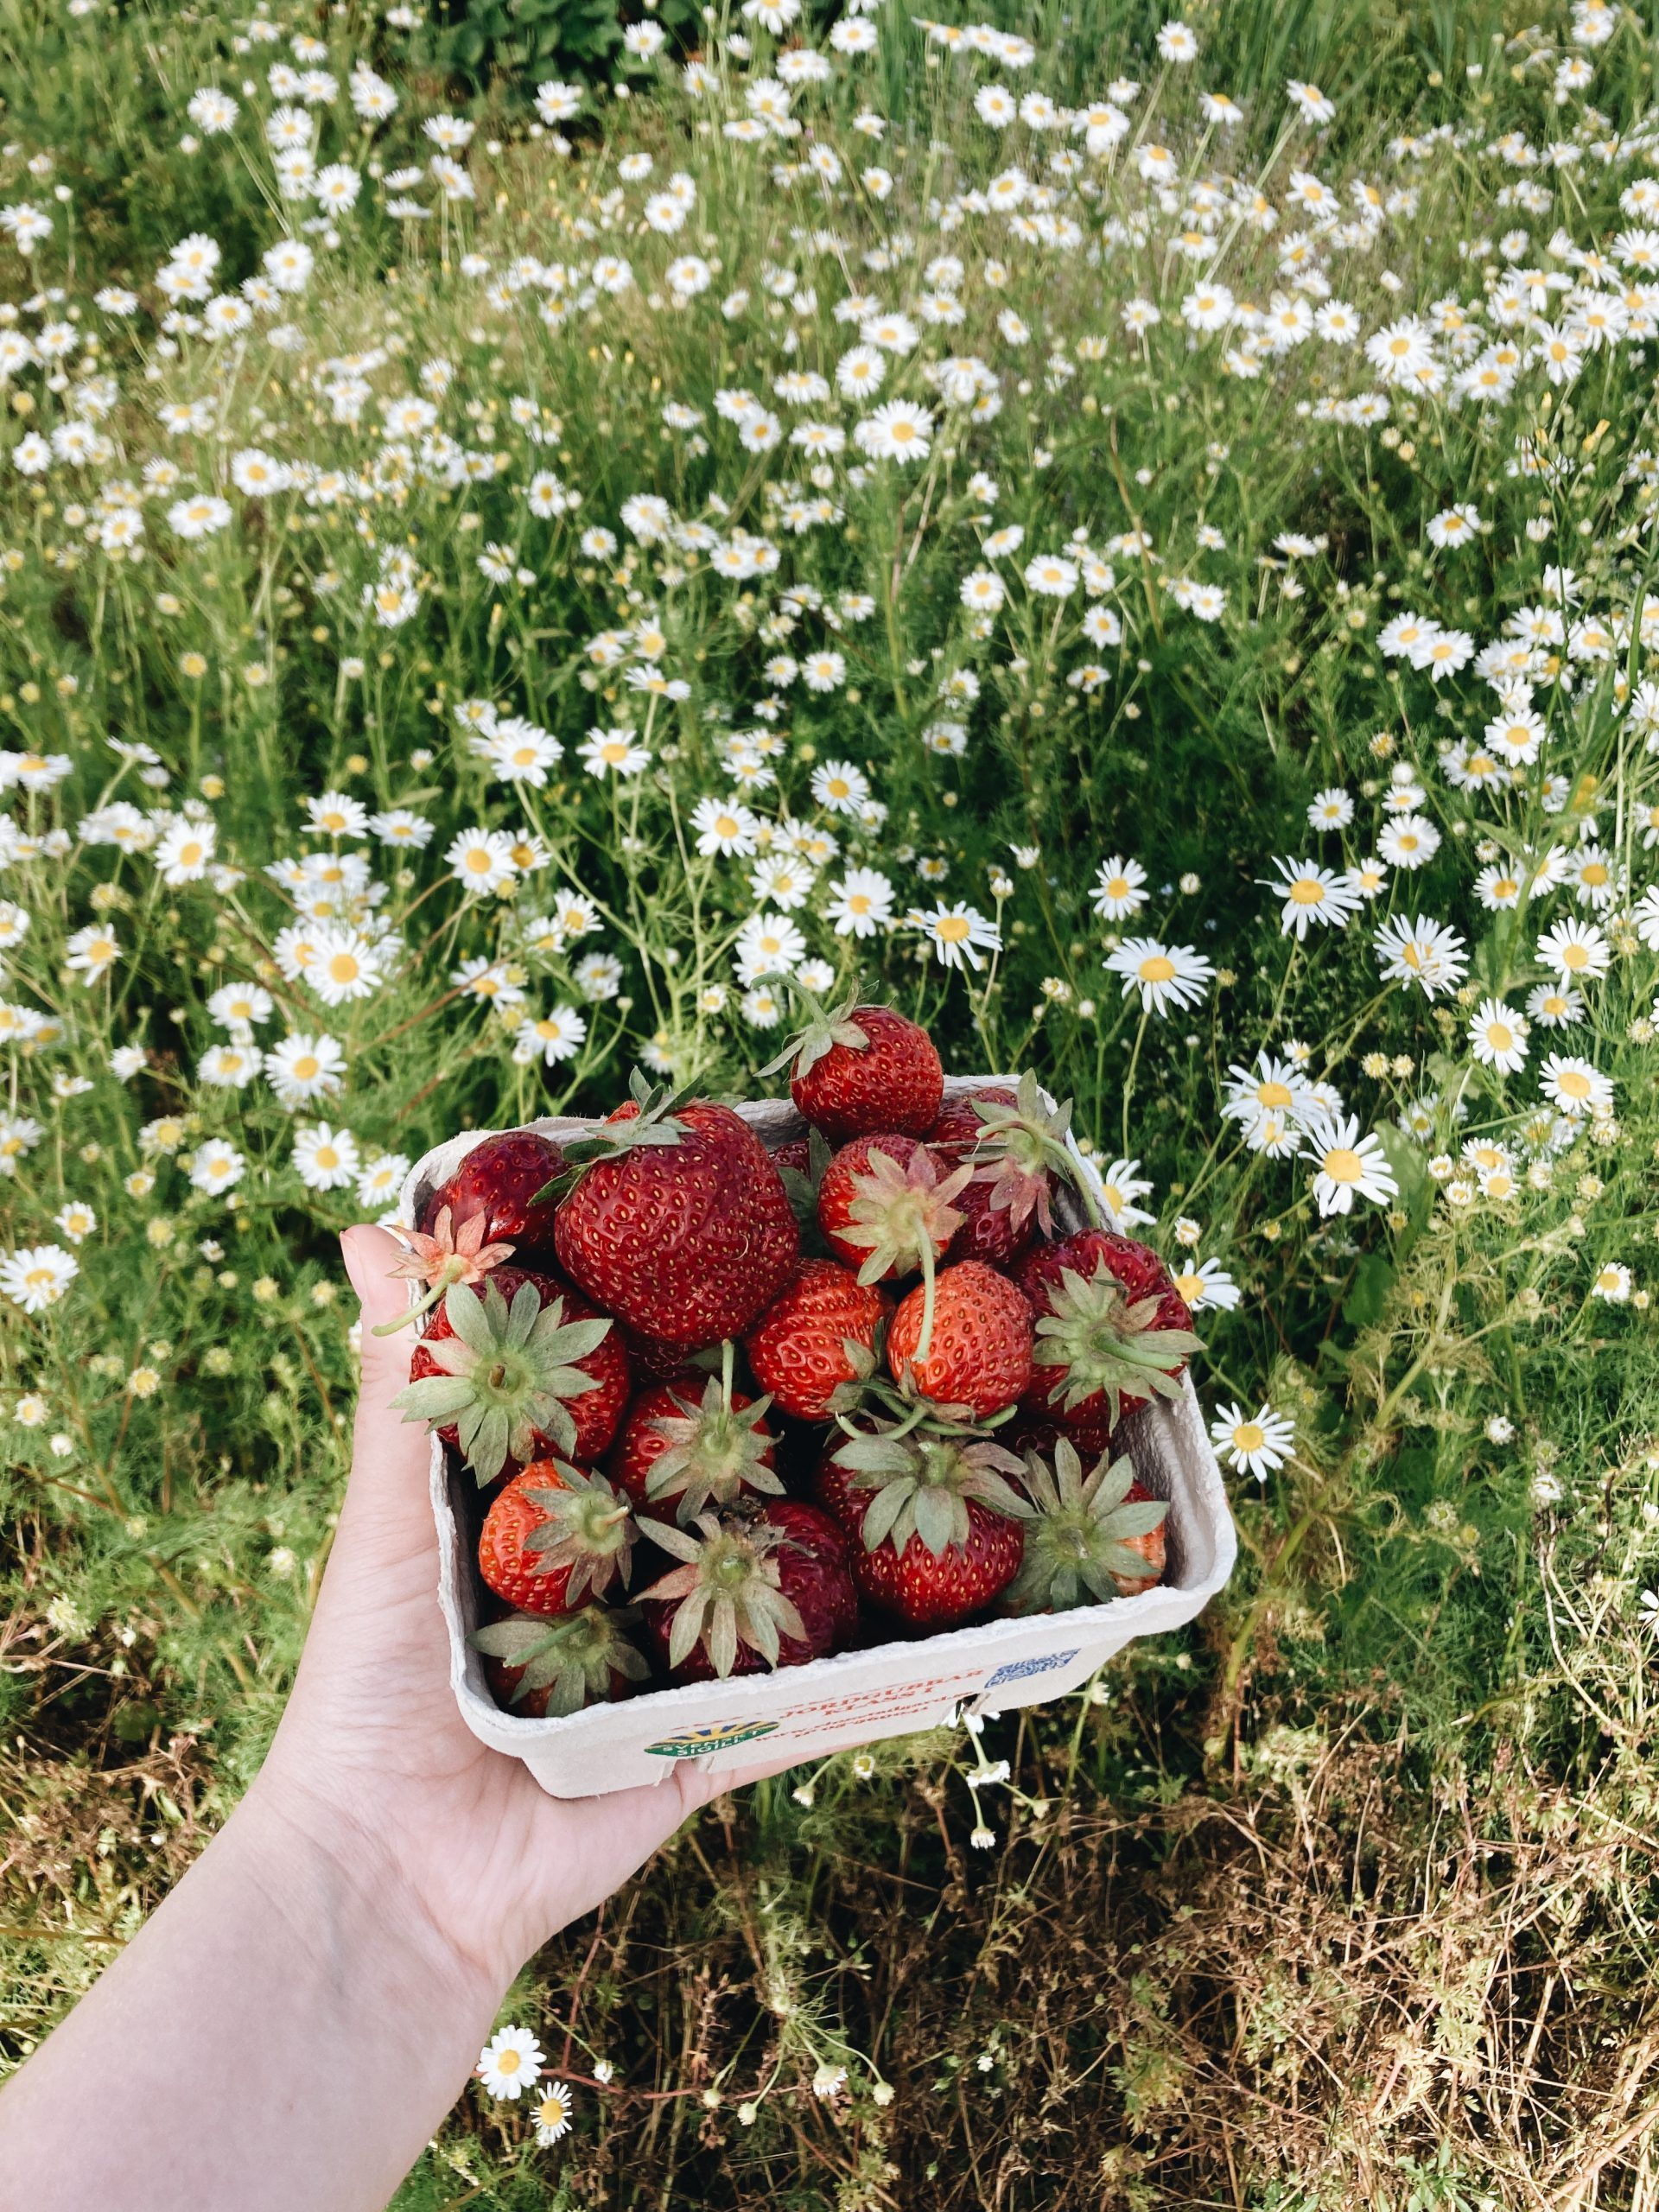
644, 1719, 780, 1759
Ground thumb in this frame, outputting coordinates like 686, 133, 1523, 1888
341, 1224, 419, 1402
339, 1224, 432, 1511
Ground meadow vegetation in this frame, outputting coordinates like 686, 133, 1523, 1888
1, 0, 1657, 2201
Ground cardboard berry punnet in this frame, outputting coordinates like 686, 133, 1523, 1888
399, 1077, 1237, 1801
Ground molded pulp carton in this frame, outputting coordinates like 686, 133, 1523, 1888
400, 1079, 1237, 1799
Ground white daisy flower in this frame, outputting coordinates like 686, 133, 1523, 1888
476, 2025, 544, 2102
1299, 1111, 1400, 1216
1209, 1402, 1295, 1479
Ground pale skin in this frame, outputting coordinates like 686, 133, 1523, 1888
0, 1225, 786, 2212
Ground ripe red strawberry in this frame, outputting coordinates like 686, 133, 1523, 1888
1007, 1439, 1167, 1611
760, 993, 943, 1143
396, 1264, 630, 1483
926, 1085, 1017, 1154
1016, 1230, 1202, 1438
620, 1327, 700, 1382
551, 1077, 798, 1347
473, 1603, 651, 1717
743, 1258, 890, 1420
887, 1260, 1033, 1418
476, 1459, 638, 1616
639, 1499, 857, 1681
930, 1072, 1097, 1268
817, 1135, 969, 1282
817, 1422, 1027, 1629
609, 1358, 784, 1524
417, 1128, 565, 1257
772, 1135, 813, 1177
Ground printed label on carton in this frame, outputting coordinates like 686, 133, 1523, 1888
644, 1719, 782, 1759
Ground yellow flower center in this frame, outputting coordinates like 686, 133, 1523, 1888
935, 915, 971, 944
1322, 1147, 1364, 1185
1233, 1421, 1266, 1453
1139, 954, 1176, 983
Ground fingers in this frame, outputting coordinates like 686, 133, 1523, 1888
678, 1751, 801, 1810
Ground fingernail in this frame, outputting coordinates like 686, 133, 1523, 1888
340, 1228, 371, 1302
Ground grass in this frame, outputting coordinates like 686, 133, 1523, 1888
2, 0, 1659, 2201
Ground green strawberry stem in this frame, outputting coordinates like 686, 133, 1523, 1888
913, 1235, 938, 1366
370, 1262, 465, 1338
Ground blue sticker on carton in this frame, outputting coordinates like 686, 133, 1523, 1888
982, 1649, 1080, 1692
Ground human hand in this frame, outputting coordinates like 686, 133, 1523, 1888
254, 1224, 787, 1998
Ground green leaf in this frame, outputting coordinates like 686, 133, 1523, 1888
1373, 1121, 1430, 1220
1342, 1250, 1396, 1331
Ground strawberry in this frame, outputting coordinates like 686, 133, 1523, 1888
473, 1603, 651, 1717
476, 1459, 638, 1616
639, 1499, 857, 1681
620, 1326, 703, 1382
609, 1351, 784, 1524
887, 1260, 1033, 1419
926, 1086, 1018, 1156
550, 1075, 798, 1348
417, 1128, 565, 1257
759, 991, 943, 1143
817, 1417, 1028, 1628
1007, 1439, 1167, 1611
743, 1258, 891, 1420
395, 1264, 630, 1483
817, 1134, 969, 1281
1016, 1231, 1202, 1438
772, 1135, 813, 1177
931, 1072, 1098, 1268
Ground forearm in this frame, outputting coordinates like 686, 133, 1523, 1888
0, 1777, 505, 2212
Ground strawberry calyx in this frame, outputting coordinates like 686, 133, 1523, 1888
392, 1277, 615, 1484
373, 1205, 517, 1337
832, 1143, 970, 1363
639, 1508, 810, 1678
822, 1332, 883, 1417
510, 1463, 638, 1603
755, 979, 871, 1083
773, 1125, 833, 1231
1030, 1258, 1203, 1428
964, 1070, 1100, 1235
1007, 1440, 1168, 1611
472, 1602, 651, 1714
530, 1067, 692, 1206
830, 1416, 1027, 1560
644, 1341, 785, 1521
